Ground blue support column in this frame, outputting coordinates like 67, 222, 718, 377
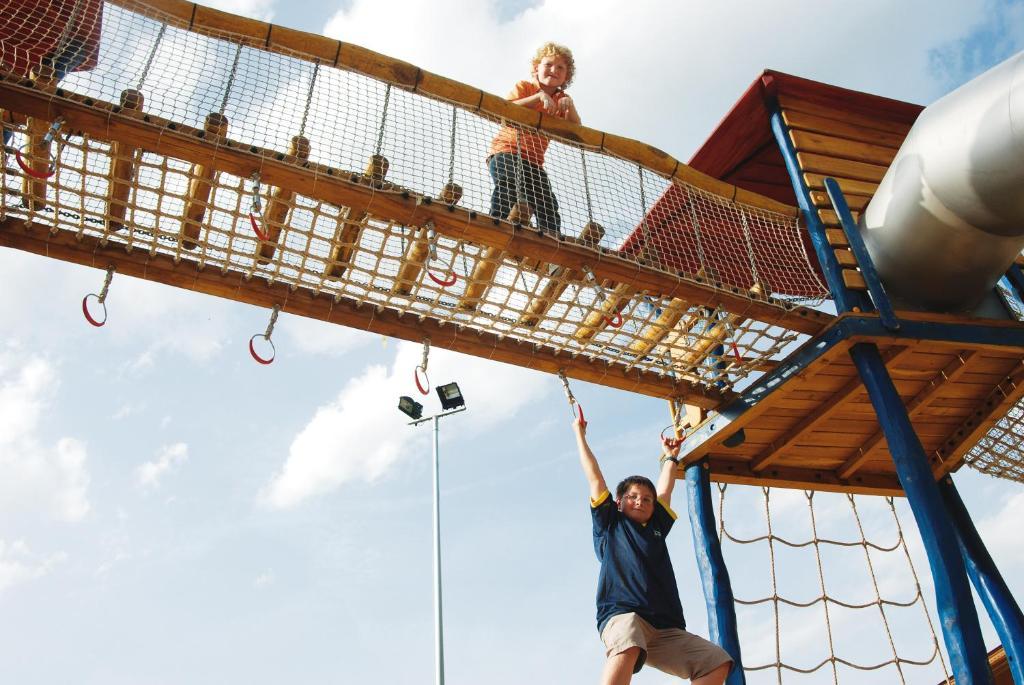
849, 342, 993, 684
940, 477, 1024, 684
686, 460, 745, 685
768, 105, 869, 314
823, 178, 900, 331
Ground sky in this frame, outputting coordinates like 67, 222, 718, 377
2, 1, 1024, 684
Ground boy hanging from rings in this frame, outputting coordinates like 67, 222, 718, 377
487, 42, 581, 236
572, 413, 734, 685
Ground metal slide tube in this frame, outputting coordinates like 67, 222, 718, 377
862, 50, 1024, 312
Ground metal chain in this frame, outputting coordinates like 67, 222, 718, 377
298, 61, 320, 140
264, 304, 280, 339
447, 107, 457, 184
96, 266, 114, 304
375, 83, 391, 157
419, 337, 430, 373
219, 43, 243, 114
134, 23, 167, 92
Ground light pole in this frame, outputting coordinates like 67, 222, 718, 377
399, 383, 466, 685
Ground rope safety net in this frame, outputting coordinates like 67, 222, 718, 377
0, 0, 830, 393
715, 484, 953, 684
963, 282, 1024, 484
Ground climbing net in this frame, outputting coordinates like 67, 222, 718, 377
717, 485, 951, 684
0, 0, 830, 391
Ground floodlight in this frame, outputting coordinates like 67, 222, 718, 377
398, 395, 424, 420
435, 382, 465, 410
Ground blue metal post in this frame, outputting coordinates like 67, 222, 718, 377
940, 476, 1024, 684
849, 342, 992, 684
823, 178, 900, 331
768, 106, 869, 314
686, 460, 745, 685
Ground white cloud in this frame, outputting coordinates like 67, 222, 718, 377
0, 540, 67, 595
280, 314, 376, 358
977, 491, 1024, 570
0, 349, 90, 522
253, 569, 276, 589
202, 0, 276, 22
136, 442, 189, 489
261, 341, 550, 508
322, 0, 988, 162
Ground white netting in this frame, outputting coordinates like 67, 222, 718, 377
716, 485, 952, 684
0, 0, 831, 392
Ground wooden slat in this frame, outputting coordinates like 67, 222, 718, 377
777, 94, 915, 136
812, 191, 871, 212
796, 152, 888, 184
819, 209, 860, 226
803, 173, 880, 197
0, 219, 726, 406
0, 78, 832, 334
838, 351, 977, 479
790, 130, 898, 167
749, 346, 910, 473
783, 110, 909, 149
842, 269, 867, 290
825, 228, 849, 247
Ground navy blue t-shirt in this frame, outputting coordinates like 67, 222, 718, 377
591, 490, 686, 634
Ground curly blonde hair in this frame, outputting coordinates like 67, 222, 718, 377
531, 42, 575, 89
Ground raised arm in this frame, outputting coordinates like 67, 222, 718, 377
573, 417, 608, 501
656, 437, 683, 506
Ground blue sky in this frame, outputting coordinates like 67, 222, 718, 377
1, 1, 1023, 684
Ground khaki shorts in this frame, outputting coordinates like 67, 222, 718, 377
600, 612, 733, 679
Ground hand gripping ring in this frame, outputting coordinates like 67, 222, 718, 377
603, 310, 623, 328
414, 365, 430, 395
426, 267, 457, 287
571, 399, 585, 424
660, 424, 679, 442
248, 334, 276, 365
15, 145, 57, 179
82, 294, 107, 327
249, 213, 269, 242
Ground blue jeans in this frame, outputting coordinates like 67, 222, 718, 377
488, 152, 561, 235
3, 39, 87, 146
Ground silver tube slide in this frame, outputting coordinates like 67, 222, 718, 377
861, 50, 1024, 313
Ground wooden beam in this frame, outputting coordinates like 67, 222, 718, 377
749, 346, 910, 473
0, 78, 831, 336
705, 457, 904, 497
838, 350, 976, 479
0, 218, 726, 407
782, 110, 909, 149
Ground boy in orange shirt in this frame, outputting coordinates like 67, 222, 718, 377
488, 43, 581, 235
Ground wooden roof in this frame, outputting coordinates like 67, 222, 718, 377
688, 69, 923, 208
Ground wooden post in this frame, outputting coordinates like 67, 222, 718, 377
21, 63, 57, 210
572, 281, 634, 341
459, 246, 503, 310
257, 134, 311, 264
325, 153, 389, 279
182, 112, 229, 251
105, 89, 144, 232
392, 182, 463, 295
519, 222, 605, 326
392, 225, 430, 295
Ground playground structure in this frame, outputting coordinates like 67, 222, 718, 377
1, 1, 1023, 683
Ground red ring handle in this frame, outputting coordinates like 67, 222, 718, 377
249, 334, 275, 365
731, 342, 743, 363
426, 267, 457, 287
15, 148, 56, 179
603, 310, 623, 328
572, 400, 585, 424
249, 213, 269, 242
81, 294, 107, 327
414, 366, 430, 395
